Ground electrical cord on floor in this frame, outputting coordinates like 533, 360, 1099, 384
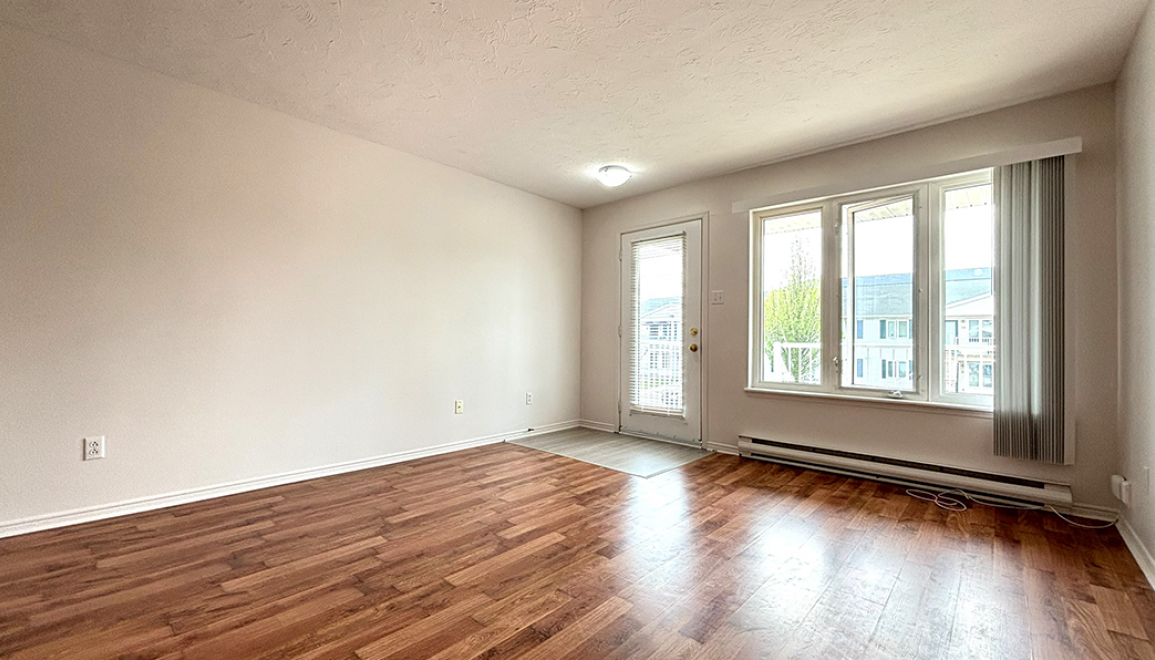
905, 487, 1119, 529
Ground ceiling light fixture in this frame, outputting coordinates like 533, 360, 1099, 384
596, 165, 633, 187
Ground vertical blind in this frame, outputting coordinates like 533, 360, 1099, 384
993, 156, 1066, 463
629, 234, 686, 416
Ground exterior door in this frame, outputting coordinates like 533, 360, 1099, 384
619, 218, 703, 445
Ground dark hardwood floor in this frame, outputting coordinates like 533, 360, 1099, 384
1, 442, 1153, 660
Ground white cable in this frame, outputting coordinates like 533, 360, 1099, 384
905, 487, 1118, 529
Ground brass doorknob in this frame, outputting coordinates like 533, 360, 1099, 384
688, 343, 698, 352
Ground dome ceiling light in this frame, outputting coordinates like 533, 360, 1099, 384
596, 165, 633, 187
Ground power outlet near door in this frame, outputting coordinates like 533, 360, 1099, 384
454, 400, 464, 415
1112, 474, 1132, 506
525, 392, 533, 405
83, 436, 105, 461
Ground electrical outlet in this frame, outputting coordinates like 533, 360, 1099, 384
83, 436, 105, 461
525, 392, 533, 405
1112, 474, 1132, 506
454, 400, 464, 415
710, 290, 725, 305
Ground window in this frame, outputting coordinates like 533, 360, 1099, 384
939, 177, 994, 405
842, 194, 916, 392
755, 209, 823, 386
750, 169, 994, 408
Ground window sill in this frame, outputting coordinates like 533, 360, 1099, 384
743, 387, 993, 418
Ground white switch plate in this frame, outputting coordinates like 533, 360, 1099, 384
525, 392, 533, 405
83, 436, 105, 460
710, 290, 725, 305
454, 400, 464, 415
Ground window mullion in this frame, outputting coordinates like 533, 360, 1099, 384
823, 200, 840, 393
928, 180, 944, 403
840, 200, 855, 394
914, 184, 931, 401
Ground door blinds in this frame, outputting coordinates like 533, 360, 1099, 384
628, 234, 686, 416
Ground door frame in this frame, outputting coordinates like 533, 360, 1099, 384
617, 212, 709, 447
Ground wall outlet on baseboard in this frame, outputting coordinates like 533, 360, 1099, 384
1112, 474, 1132, 506
83, 436, 105, 461
525, 392, 533, 405
454, 400, 464, 415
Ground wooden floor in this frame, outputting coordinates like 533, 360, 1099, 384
2, 443, 1153, 660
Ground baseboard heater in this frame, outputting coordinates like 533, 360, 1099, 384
737, 435, 1072, 507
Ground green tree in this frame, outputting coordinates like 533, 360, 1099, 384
763, 240, 821, 383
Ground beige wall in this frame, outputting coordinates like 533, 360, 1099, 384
1118, 4, 1155, 549
582, 85, 1119, 507
0, 25, 582, 525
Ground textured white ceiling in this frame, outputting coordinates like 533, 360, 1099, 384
1, 0, 1147, 208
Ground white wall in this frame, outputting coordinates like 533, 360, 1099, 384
583, 85, 1120, 507
0, 25, 582, 526
1118, 4, 1155, 551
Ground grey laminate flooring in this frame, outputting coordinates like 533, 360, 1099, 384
509, 427, 710, 477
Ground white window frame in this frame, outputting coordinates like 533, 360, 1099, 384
837, 183, 926, 399
748, 203, 828, 394
749, 169, 993, 409
928, 170, 995, 407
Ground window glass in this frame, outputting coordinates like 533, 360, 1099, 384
942, 183, 994, 400
842, 196, 915, 391
760, 210, 823, 385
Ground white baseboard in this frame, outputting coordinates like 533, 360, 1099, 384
0, 420, 579, 539
706, 441, 739, 455
578, 419, 617, 433
1119, 517, 1155, 589
1062, 502, 1119, 523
